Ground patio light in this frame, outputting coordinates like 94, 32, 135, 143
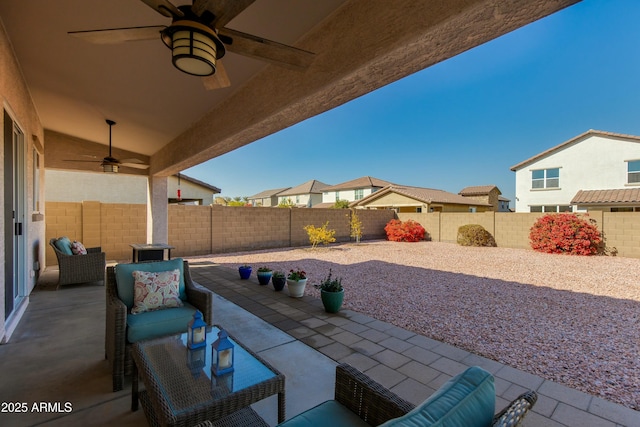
161, 20, 225, 76
211, 329, 234, 376
187, 310, 207, 349
102, 163, 118, 173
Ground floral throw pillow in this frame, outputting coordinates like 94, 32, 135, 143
131, 269, 183, 315
71, 241, 87, 255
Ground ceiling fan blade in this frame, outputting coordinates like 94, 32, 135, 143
120, 158, 150, 169
218, 28, 314, 70
120, 163, 150, 170
202, 60, 231, 90
63, 159, 101, 163
139, 0, 183, 18
68, 26, 165, 44
192, 0, 255, 28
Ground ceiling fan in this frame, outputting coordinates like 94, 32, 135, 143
66, 119, 150, 173
68, 0, 315, 90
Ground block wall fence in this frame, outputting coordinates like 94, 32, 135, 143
44, 202, 640, 266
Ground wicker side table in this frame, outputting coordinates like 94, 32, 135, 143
132, 326, 285, 427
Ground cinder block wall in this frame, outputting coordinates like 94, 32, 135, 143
169, 205, 212, 257
100, 203, 146, 261
291, 208, 351, 246
211, 205, 291, 253
356, 209, 395, 240
45, 202, 640, 264
45, 202, 83, 265
602, 212, 640, 258
440, 212, 495, 243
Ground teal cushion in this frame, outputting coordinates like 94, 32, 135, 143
379, 366, 495, 427
54, 237, 73, 255
277, 400, 370, 427
115, 258, 186, 310
126, 302, 197, 343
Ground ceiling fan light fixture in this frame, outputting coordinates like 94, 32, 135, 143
162, 21, 225, 77
103, 163, 119, 173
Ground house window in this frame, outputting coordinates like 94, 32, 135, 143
296, 195, 300, 204
335, 191, 340, 200
532, 168, 559, 189
33, 148, 40, 212
530, 205, 572, 213
354, 189, 364, 200
628, 160, 640, 184
416, 207, 422, 213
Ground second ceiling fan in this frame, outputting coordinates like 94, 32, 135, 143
69, 0, 315, 90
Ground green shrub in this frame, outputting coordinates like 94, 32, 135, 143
457, 224, 497, 247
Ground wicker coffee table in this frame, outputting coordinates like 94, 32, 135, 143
131, 326, 285, 427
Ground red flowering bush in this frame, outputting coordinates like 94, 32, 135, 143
384, 219, 425, 242
529, 213, 602, 255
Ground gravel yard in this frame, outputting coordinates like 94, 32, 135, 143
188, 240, 640, 411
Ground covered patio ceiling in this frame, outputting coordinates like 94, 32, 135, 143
0, 0, 579, 177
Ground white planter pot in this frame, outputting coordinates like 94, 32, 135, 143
286, 278, 307, 298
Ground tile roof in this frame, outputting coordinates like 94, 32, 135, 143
248, 187, 291, 199
278, 180, 330, 196
175, 173, 221, 193
458, 185, 500, 196
322, 176, 395, 191
510, 129, 640, 171
571, 188, 640, 205
352, 185, 492, 207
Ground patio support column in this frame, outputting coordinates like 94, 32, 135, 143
147, 176, 168, 244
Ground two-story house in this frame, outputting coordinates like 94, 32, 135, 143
247, 187, 291, 207
276, 180, 330, 207
458, 185, 510, 212
319, 176, 395, 207
510, 130, 640, 212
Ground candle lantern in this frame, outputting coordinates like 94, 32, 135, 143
211, 329, 234, 376
187, 310, 207, 349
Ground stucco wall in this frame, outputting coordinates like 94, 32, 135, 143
1, 19, 45, 341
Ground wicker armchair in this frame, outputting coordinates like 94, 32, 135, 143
105, 260, 214, 392
49, 238, 106, 288
287, 364, 537, 427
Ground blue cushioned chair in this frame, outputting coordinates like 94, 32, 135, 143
277, 364, 537, 427
105, 258, 214, 391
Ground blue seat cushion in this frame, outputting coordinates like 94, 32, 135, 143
277, 400, 370, 427
54, 237, 73, 255
126, 302, 197, 343
115, 258, 186, 310
379, 366, 495, 427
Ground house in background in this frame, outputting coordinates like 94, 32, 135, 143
277, 180, 330, 207
168, 174, 221, 205
511, 130, 640, 212
458, 185, 510, 212
45, 170, 220, 205
350, 185, 492, 212
318, 176, 395, 207
248, 187, 291, 207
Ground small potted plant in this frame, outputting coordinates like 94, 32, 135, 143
272, 270, 286, 291
238, 264, 252, 280
286, 268, 307, 298
315, 269, 344, 313
256, 266, 273, 286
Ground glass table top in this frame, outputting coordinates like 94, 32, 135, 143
135, 326, 279, 416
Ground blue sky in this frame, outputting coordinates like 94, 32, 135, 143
185, 1, 640, 204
